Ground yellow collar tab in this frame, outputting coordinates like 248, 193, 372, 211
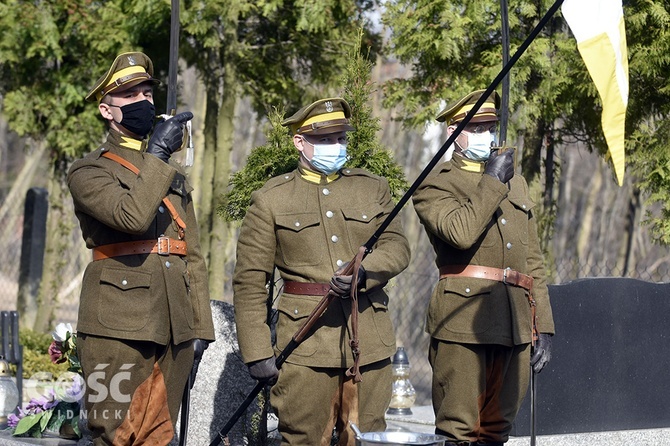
119, 135, 143, 151
299, 165, 340, 184
453, 154, 486, 172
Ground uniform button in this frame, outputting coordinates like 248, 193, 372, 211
295, 221, 301, 227
501, 218, 507, 225
506, 242, 512, 250
331, 235, 339, 243
336, 259, 344, 267
322, 188, 330, 195
285, 175, 290, 179
165, 261, 171, 268
294, 309, 299, 315
465, 288, 471, 293
121, 279, 128, 286
522, 204, 527, 209
362, 214, 368, 220
345, 169, 351, 174
326, 211, 334, 218
158, 206, 165, 214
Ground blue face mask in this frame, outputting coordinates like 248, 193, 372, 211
462, 131, 495, 161
308, 143, 348, 175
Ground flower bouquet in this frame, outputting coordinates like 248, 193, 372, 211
8, 323, 83, 439
48, 323, 81, 375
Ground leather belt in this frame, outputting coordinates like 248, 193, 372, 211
92, 237, 187, 261
283, 280, 387, 296
283, 281, 332, 296
439, 265, 533, 291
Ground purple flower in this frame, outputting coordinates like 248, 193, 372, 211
7, 413, 20, 428
25, 389, 59, 414
48, 341, 67, 364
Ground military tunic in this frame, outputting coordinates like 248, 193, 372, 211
233, 165, 410, 443
67, 129, 215, 443
412, 155, 555, 443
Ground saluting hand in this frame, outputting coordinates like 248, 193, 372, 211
484, 149, 515, 184
146, 111, 193, 162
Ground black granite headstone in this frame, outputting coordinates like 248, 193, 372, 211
17, 187, 48, 320
512, 278, 670, 435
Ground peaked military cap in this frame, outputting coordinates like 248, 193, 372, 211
85, 52, 160, 103
436, 90, 500, 124
281, 98, 355, 135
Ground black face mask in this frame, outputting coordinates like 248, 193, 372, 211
112, 100, 155, 138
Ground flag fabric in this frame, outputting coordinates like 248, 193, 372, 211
562, 0, 629, 186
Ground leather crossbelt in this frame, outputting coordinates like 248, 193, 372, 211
283, 280, 387, 296
92, 237, 187, 261
439, 265, 534, 291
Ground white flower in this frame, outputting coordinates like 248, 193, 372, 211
52, 323, 73, 343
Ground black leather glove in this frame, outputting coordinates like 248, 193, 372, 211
248, 357, 279, 385
329, 262, 366, 298
530, 333, 552, 374
146, 111, 193, 162
483, 149, 515, 183
189, 338, 209, 387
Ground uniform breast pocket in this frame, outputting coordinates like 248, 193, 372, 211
276, 212, 323, 266
342, 204, 384, 249
508, 196, 534, 246
98, 267, 153, 331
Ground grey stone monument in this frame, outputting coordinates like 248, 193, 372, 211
175, 300, 269, 446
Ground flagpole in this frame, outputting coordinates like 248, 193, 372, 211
362, 0, 565, 253
210, 0, 566, 442
500, 0, 511, 146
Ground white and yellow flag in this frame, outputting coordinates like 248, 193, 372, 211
562, 0, 629, 186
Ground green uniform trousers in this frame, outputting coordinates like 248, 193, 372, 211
78, 334, 194, 445
429, 339, 530, 444
271, 359, 392, 445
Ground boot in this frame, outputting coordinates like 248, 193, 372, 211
471, 442, 504, 446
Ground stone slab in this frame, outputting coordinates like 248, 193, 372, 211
385, 405, 670, 445
515, 278, 670, 436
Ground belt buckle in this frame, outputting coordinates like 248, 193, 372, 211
503, 267, 513, 285
157, 236, 170, 255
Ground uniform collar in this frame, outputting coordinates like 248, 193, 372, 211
452, 153, 486, 173
298, 164, 340, 184
108, 128, 144, 151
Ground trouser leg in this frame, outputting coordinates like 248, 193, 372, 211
271, 363, 339, 446
271, 360, 391, 446
430, 339, 530, 444
78, 333, 193, 445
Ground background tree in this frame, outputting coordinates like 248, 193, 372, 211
220, 31, 407, 222
0, 0, 148, 331
625, 1, 670, 244
179, 0, 382, 301
380, 0, 670, 276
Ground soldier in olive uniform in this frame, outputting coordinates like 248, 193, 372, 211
412, 90, 555, 446
67, 52, 215, 445
233, 98, 410, 445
